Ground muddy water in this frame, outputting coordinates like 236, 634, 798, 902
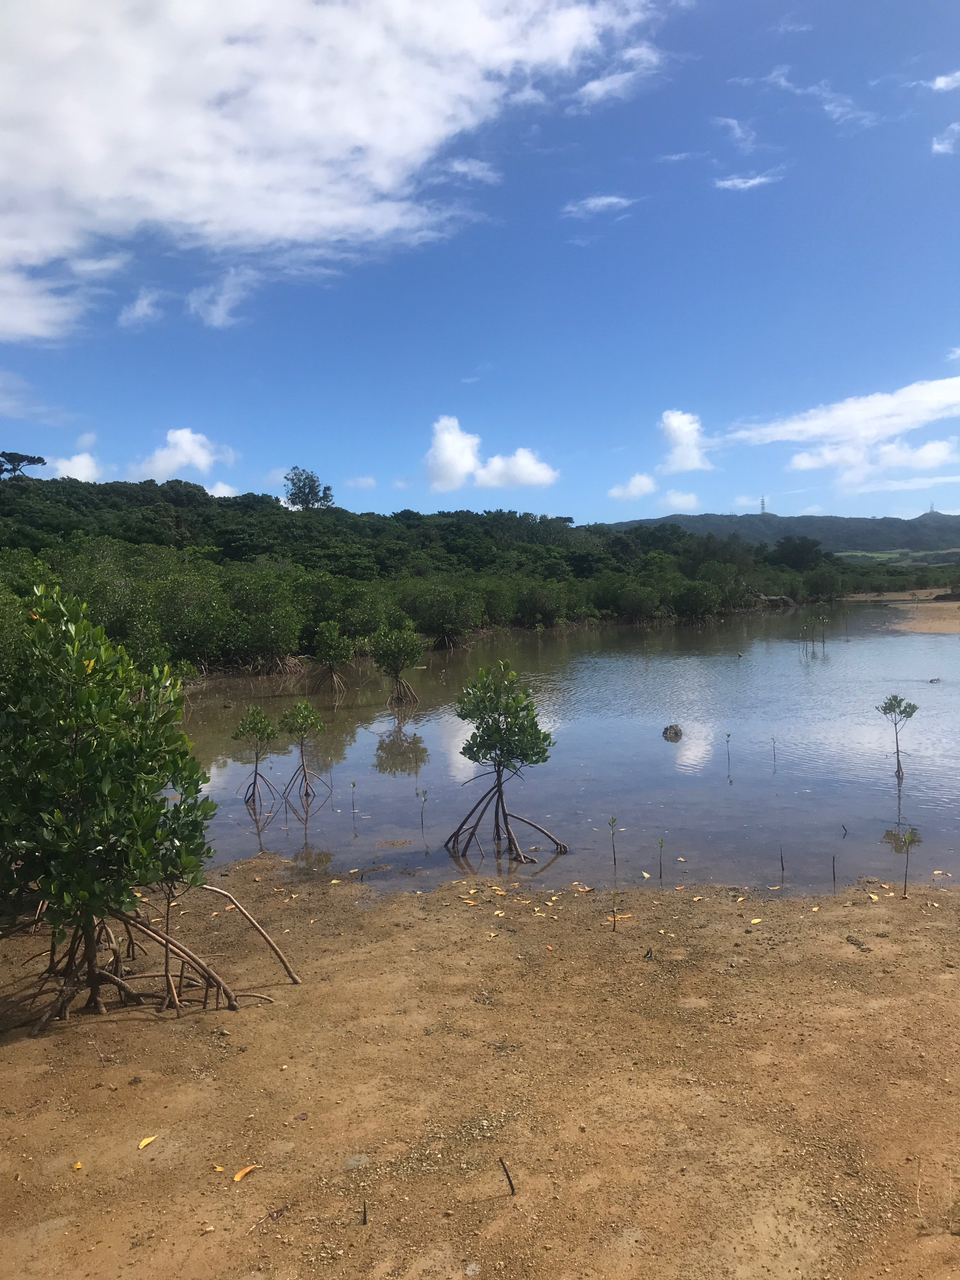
183, 604, 959, 892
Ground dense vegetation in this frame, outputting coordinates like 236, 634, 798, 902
616, 509, 960, 557
0, 473, 953, 672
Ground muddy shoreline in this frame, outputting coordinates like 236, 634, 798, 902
4, 855, 960, 1279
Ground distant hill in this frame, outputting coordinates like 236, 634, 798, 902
602, 511, 960, 556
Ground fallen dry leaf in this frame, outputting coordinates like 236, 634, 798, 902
641, 872, 651, 880
677, 857, 686, 863
767, 886, 781, 891
868, 893, 879, 902
138, 1135, 157, 1150
737, 897, 745, 903
675, 886, 685, 892
811, 906, 819, 912
693, 896, 702, 902
751, 918, 762, 925
73, 1162, 82, 1170
494, 910, 505, 917
329, 879, 341, 884
233, 1164, 263, 1182
213, 1165, 224, 1172
546, 945, 553, 951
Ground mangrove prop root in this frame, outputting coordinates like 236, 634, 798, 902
198, 885, 301, 984
120, 916, 240, 1011
506, 813, 568, 854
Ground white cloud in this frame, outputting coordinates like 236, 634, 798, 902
475, 448, 559, 487
801, 504, 823, 514
133, 428, 237, 482
446, 159, 501, 185
713, 117, 757, 153
608, 472, 656, 499
663, 489, 698, 511
930, 71, 960, 92
574, 70, 642, 106
206, 481, 239, 497
425, 415, 558, 491
563, 194, 636, 217
187, 268, 259, 329
118, 288, 163, 329
715, 171, 783, 191
0, 368, 69, 423
773, 19, 812, 34
346, 475, 377, 489
0, 0, 662, 341
761, 66, 878, 128
656, 151, 706, 162
426, 416, 482, 492
932, 124, 960, 155
855, 474, 960, 494
733, 494, 762, 508
949, 348, 960, 361
50, 451, 100, 482
729, 375, 960, 489
730, 377, 960, 448
658, 409, 714, 473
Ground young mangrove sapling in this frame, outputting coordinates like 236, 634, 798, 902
232, 705, 280, 821
0, 587, 295, 1032
444, 660, 566, 864
876, 694, 918, 780
371, 627, 424, 705
278, 700, 328, 824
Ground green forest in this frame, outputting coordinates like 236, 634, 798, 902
0, 470, 953, 674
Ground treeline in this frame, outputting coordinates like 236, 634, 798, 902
0, 476, 952, 672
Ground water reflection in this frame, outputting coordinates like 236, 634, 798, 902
183, 605, 960, 893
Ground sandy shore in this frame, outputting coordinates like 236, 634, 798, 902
4, 855, 960, 1280
843, 589, 960, 635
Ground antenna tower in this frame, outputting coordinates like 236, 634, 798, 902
760, 496, 766, 514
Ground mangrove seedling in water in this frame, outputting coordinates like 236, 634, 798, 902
312, 621, 355, 700
232, 705, 280, 821
279, 700, 329, 824
876, 694, 918, 780
371, 627, 424, 705
609, 816, 620, 931
444, 660, 566, 864
883, 827, 923, 898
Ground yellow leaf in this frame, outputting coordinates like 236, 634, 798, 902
886, 893, 895, 897
934, 870, 944, 876
868, 894, 879, 902
225, 904, 237, 911
677, 857, 686, 863
233, 1164, 262, 1182
494, 910, 505, 917
73, 1162, 82, 1170
693, 896, 702, 902
736, 897, 745, 903
767, 886, 781, 891
880, 883, 890, 889
330, 879, 341, 884
138, 1135, 157, 1150
213, 1166, 224, 1172
640, 872, 650, 880
811, 907, 819, 912
84, 659, 95, 673
675, 886, 685, 892
751, 918, 762, 924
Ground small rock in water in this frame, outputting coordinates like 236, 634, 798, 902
662, 724, 682, 742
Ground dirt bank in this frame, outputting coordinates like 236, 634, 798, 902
842, 589, 960, 635
4, 856, 960, 1280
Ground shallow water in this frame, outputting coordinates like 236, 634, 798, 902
183, 604, 959, 893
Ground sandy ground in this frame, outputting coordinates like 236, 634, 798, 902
4, 855, 960, 1280
843, 589, 960, 635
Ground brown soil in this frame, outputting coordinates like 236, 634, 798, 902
4, 856, 960, 1280
842, 589, 960, 635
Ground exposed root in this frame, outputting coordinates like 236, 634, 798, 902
445, 775, 567, 865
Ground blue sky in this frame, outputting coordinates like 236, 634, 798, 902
1, 0, 958, 522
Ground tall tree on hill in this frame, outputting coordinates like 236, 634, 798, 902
284, 467, 333, 511
0, 452, 45, 479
